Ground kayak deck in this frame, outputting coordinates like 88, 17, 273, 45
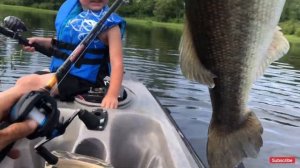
1, 80, 204, 168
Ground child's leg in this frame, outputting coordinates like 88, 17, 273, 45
56, 74, 92, 101
0, 73, 55, 119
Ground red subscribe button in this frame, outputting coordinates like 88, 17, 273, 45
269, 156, 296, 164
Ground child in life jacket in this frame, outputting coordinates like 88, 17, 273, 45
0, 0, 126, 114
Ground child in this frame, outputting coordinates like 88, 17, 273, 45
0, 0, 126, 114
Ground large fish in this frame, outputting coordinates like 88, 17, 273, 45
179, 0, 289, 167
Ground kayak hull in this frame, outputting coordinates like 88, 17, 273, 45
0, 80, 204, 168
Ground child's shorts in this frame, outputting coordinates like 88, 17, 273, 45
35, 71, 93, 101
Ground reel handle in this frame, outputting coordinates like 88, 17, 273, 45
0, 122, 15, 162
2, 16, 51, 57
0, 26, 52, 57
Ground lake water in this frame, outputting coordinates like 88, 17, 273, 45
0, 7, 300, 168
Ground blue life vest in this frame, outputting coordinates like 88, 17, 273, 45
50, 1, 126, 84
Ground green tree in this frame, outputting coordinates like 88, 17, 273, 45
281, 0, 300, 21
153, 0, 184, 22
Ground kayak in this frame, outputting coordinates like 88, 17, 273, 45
0, 80, 205, 168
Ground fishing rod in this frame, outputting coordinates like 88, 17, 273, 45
46, 0, 127, 95
0, 0, 127, 164
0, 16, 53, 57
0, 16, 95, 61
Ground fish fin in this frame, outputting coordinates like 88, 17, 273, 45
254, 26, 290, 80
207, 111, 263, 168
179, 22, 216, 88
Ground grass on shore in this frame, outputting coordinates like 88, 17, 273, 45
0, 4, 56, 14
285, 35, 300, 44
0, 4, 182, 30
125, 18, 183, 31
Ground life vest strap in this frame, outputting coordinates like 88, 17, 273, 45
51, 39, 109, 68
52, 38, 109, 56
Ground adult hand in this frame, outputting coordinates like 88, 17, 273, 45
0, 120, 38, 159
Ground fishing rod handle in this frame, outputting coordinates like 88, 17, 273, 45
0, 26, 52, 57
0, 122, 15, 162
17, 36, 52, 57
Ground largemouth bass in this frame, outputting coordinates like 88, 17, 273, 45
179, 0, 289, 167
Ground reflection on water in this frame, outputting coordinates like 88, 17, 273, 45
1, 8, 300, 168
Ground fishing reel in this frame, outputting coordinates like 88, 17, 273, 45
3, 16, 27, 33
0, 0, 127, 164
9, 90, 60, 139
0, 16, 53, 57
0, 90, 108, 164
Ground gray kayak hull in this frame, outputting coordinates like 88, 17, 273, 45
0, 80, 204, 168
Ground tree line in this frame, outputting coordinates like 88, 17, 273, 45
280, 0, 300, 36
0, 0, 298, 22
0, 0, 299, 36
0, 0, 185, 22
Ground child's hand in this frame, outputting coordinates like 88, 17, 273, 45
101, 95, 118, 109
23, 37, 40, 52
22, 37, 51, 52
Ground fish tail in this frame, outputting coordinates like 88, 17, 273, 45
207, 111, 263, 168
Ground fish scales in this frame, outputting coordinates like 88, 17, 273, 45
181, 0, 289, 167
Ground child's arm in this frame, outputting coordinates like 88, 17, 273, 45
100, 26, 124, 109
